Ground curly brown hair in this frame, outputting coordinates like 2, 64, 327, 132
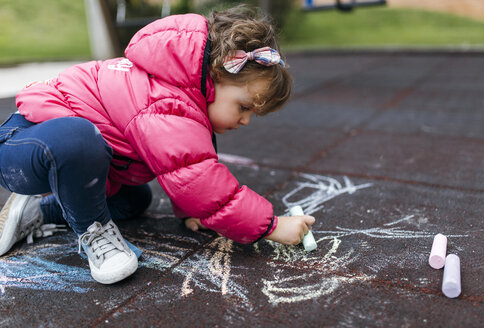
207, 5, 292, 116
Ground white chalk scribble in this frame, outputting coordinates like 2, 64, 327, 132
260, 173, 469, 305
0, 162, 473, 312
281, 174, 372, 216
262, 237, 374, 305
179, 238, 233, 297
262, 174, 375, 305
174, 237, 253, 311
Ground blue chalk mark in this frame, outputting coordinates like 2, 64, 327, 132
1, 255, 92, 295
1, 235, 143, 295
0, 238, 93, 295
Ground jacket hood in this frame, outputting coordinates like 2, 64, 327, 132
125, 14, 212, 97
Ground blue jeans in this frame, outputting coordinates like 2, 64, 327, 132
0, 113, 152, 234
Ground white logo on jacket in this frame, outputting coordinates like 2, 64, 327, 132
108, 58, 133, 72
24, 78, 52, 89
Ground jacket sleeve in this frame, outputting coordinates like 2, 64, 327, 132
124, 105, 274, 244
170, 199, 189, 219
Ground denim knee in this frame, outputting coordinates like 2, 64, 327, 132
50, 118, 113, 169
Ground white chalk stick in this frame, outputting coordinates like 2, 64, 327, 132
302, 230, 317, 252
429, 233, 447, 269
442, 254, 461, 298
289, 206, 317, 252
289, 205, 305, 217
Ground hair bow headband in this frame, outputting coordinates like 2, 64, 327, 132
223, 47, 285, 74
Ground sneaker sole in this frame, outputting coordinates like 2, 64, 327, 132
0, 194, 31, 256
89, 251, 138, 284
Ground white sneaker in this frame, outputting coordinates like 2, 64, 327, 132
78, 220, 138, 284
0, 193, 66, 256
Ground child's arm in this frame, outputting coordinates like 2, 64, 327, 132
264, 215, 315, 245
127, 111, 276, 244
186, 215, 316, 246
178, 179, 309, 244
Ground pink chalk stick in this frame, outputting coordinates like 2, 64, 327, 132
429, 233, 447, 269
442, 254, 461, 298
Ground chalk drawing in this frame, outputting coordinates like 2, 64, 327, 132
262, 235, 374, 305
133, 233, 240, 299
261, 212, 469, 305
281, 173, 373, 216
136, 172, 376, 307
129, 232, 205, 272
0, 229, 209, 296
174, 237, 253, 310
123, 230, 253, 311
0, 155, 473, 309
313, 215, 469, 242
218, 153, 260, 170
258, 172, 469, 305
0, 239, 92, 295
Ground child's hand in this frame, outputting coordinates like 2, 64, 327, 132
265, 215, 315, 245
185, 218, 223, 237
184, 217, 208, 232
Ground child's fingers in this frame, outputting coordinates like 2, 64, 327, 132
302, 216, 315, 238
299, 233, 305, 244
304, 215, 316, 227
187, 221, 199, 231
185, 218, 199, 231
302, 223, 309, 236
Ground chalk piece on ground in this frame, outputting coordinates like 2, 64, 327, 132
442, 254, 461, 298
429, 233, 447, 269
289, 206, 317, 252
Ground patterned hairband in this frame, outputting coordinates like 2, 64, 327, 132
223, 47, 285, 74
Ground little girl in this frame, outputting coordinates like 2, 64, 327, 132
0, 5, 314, 284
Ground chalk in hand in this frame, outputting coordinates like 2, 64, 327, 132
289, 206, 317, 252
302, 230, 317, 252
429, 233, 447, 269
442, 254, 461, 298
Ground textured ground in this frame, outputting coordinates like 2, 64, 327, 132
0, 52, 483, 327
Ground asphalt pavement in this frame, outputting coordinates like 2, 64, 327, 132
0, 51, 483, 327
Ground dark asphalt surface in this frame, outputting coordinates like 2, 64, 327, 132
0, 52, 483, 327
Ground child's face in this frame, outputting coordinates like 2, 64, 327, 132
207, 79, 268, 134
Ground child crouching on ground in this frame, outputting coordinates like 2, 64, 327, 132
0, 5, 315, 284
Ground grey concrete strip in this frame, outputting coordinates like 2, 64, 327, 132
0, 61, 81, 98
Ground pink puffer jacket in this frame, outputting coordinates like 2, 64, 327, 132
16, 14, 276, 244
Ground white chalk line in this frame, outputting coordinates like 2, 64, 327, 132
218, 153, 259, 170
181, 270, 194, 297
176, 238, 253, 307
383, 215, 414, 226
281, 174, 373, 217
314, 226, 469, 242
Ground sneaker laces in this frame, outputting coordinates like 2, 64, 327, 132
26, 224, 67, 244
77, 222, 126, 260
